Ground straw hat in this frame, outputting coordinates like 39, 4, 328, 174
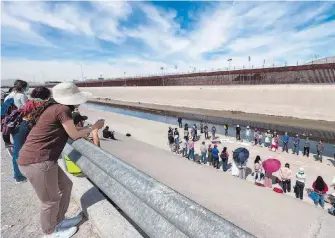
52, 83, 92, 105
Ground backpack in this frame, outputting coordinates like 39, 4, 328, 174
1, 109, 23, 136
1, 98, 17, 117
220, 152, 228, 162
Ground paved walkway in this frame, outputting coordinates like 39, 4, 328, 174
1, 142, 100, 238
80, 105, 335, 238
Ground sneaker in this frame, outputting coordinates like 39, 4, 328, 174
15, 178, 27, 184
56, 215, 83, 230
42, 227, 77, 238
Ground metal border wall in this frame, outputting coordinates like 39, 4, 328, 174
62, 139, 254, 238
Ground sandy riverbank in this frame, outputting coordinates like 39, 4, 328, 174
79, 104, 335, 238
81, 84, 335, 122
79, 105, 335, 198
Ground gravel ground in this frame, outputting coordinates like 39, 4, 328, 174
1, 142, 100, 238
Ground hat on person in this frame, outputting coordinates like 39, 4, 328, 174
299, 167, 304, 172
237, 125, 240, 127
52, 83, 92, 105
72, 112, 88, 125
247, 126, 250, 129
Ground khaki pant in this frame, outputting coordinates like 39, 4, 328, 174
19, 161, 73, 234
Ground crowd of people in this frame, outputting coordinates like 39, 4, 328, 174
168, 118, 335, 216
1, 80, 105, 238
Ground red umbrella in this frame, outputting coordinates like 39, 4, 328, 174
262, 157, 281, 173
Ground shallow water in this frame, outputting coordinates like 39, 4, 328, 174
85, 102, 335, 158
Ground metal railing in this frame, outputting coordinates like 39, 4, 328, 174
62, 139, 253, 238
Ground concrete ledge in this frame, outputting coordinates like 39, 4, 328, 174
58, 160, 142, 238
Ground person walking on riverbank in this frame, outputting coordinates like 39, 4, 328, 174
316, 140, 324, 162
236, 125, 241, 141
303, 137, 310, 157
245, 126, 251, 142
211, 125, 216, 140
200, 141, 207, 164
18, 83, 104, 238
279, 163, 292, 193
212, 145, 219, 169
204, 124, 209, 140
178, 117, 182, 128
282, 132, 289, 153
295, 168, 306, 200
311, 176, 328, 209
224, 123, 228, 136
184, 123, 188, 131
292, 135, 300, 155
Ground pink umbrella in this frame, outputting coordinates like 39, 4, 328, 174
262, 157, 281, 173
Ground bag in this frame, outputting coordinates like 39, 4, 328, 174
1, 98, 17, 117
220, 152, 228, 162
1, 109, 23, 135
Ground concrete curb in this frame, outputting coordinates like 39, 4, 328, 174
59, 160, 142, 238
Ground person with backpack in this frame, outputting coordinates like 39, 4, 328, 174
11, 86, 51, 184
1, 80, 29, 147
220, 147, 229, 171
17, 83, 105, 238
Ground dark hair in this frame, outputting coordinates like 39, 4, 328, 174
28, 99, 57, 129
315, 176, 325, 191
222, 147, 227, 152
30, 86, 51, 100
13, 80, 28, 93
8, 87, 14, 93
285, 163, 290, 168
254, 155, 261, 164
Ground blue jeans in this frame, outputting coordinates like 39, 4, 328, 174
293, 145, 299, 155
312, 192, 325, 208
222, 161, 228, 171
201, 152, 207, 163
188, 148, 195, 161
12, 120, 29, 180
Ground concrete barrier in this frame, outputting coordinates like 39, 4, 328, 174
63, 139, 253, 238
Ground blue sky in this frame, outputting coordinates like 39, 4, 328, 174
1, 1, 335, 82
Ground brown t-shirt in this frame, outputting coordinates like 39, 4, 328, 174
18, 104, 72, 165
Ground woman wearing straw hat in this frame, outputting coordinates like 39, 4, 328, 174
18, 83, 104, 238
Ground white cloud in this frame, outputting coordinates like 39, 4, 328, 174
1, 1, 334, 82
